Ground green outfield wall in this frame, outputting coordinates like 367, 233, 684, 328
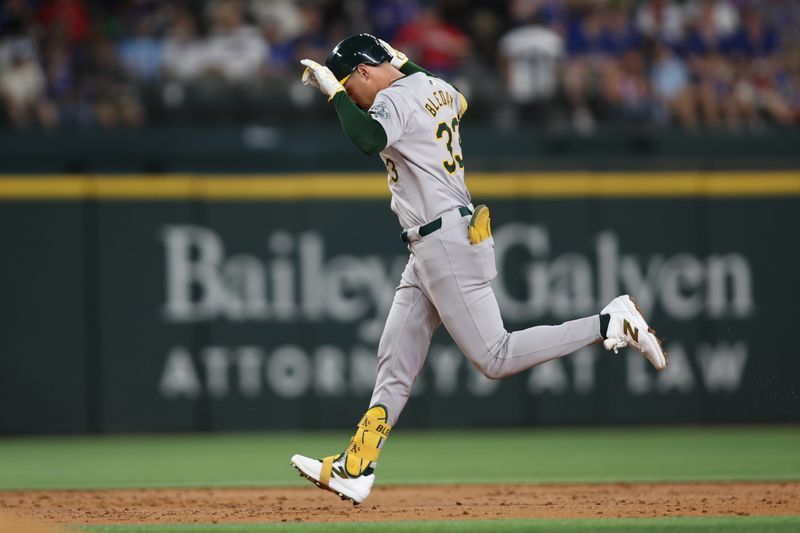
1, 127, 799, 173
1, 172, 798, 433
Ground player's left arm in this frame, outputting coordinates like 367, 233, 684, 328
380, 39, 467, 118
379, 39, 433, 78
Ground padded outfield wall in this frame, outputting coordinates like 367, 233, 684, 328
0, 172, 798, 433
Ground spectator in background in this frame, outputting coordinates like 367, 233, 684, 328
38, 0, 90, 45
684, 0, 739, 49
162, 7, 207, 82
763, 0, 800, 52
0, 37, 58, 127
690, 49, 737, 130
289, 0, 331, 65
84, 34, 145, 128
204, 0, 267, 82
250, 0, 305, 73
393, 3, 470, 76
462, 2, 506, 71
724, 8, 792, 129
0, 0, 35, 69
604, 48, 650, 124
41, 29, 88, 126
683, 0, 738, 57
777, 49, 800, 123
365, 0, 420, 41
498, 1, 563, 126
733, 57, 793, 129
562, 2, 639, 134
649, 40, 696, 129
0, 0, 35, 41
635, 0, 685, 46
34, 0, 93, 126
118, 15, 163, 83
682, 0, 735, 130
724, 8, 779, 59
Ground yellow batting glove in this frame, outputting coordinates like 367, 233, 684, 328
300, 59, 345, 102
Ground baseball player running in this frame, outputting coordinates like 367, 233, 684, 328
291, 34, 667, 504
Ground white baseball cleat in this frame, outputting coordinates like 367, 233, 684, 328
290, 453, 375, 505
601, 294, 668, 370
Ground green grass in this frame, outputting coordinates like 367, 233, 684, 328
78, 516, 800, 533
0, 426, 798, 490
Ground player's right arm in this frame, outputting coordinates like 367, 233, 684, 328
331, 92, 387, 155
301, 59, 387, 155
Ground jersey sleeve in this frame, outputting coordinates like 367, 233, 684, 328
456, 91, 468, 119
400, 59, 434, 78
368, 88, 409, 148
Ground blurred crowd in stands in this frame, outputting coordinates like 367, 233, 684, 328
0, 0, 798, 133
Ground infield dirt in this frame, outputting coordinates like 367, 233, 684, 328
1, 482, 798, 526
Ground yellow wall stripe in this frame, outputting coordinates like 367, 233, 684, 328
0, 172, 798, 200
467, 172, 800, 198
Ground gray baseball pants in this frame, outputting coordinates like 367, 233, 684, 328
369, 209, 602, 426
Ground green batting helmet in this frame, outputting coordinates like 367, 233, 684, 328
325, 33, 392, 83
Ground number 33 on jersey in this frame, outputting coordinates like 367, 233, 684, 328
370, 73, 471, 230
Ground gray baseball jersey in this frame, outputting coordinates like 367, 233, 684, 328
368, 72, 471, 229
363, 71, 603, 426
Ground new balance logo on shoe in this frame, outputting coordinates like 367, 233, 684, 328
600, 295, 667, 371
623, 319, 639, 342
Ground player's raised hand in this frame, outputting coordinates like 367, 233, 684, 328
300, 59, 345, 102
378, 39, 408, 69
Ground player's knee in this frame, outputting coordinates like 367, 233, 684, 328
470, 333, 510, 380
469, 342, 510, 380
479, 357, 512, 380
479, 365, 505, 380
